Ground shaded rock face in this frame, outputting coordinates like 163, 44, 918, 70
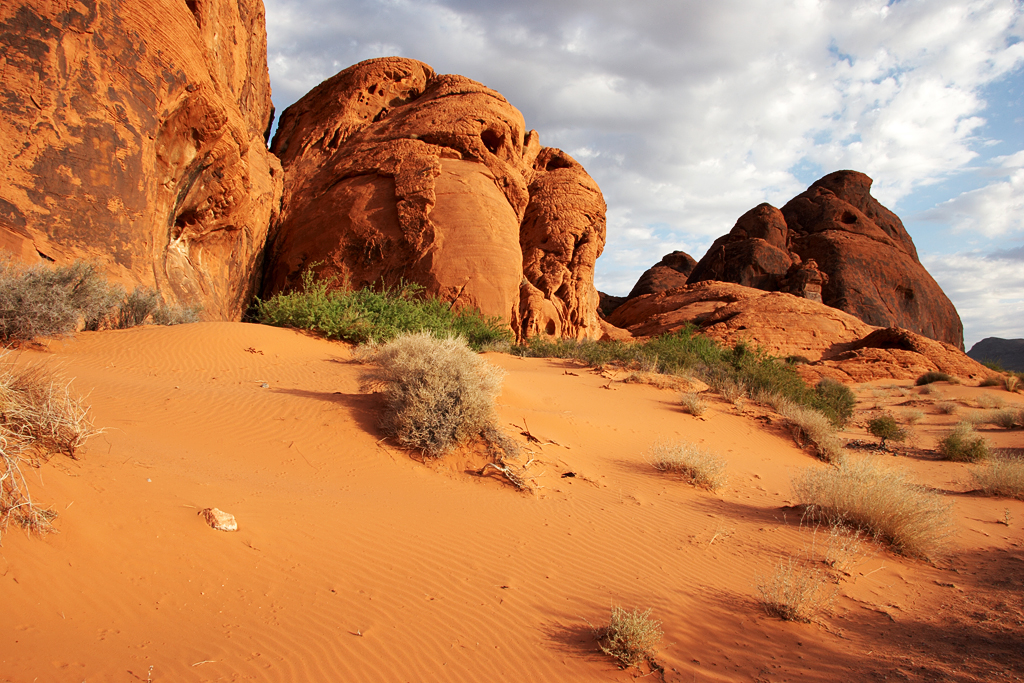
607, 281, 989, 383
0, 0, 283, 320
626, 250, 697, 299
688, 171, 964, 348
967, 337, 1024, 372
265, 57, 607, 341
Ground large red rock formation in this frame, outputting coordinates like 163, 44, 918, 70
626, 250, 697, 299
0, 0, 282, 319
687, 171, 964, 348
607, 281, 990, 383
264, 57, 608, 341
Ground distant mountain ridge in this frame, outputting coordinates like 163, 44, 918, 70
967, 337, 1024, 371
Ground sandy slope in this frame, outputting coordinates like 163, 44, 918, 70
1, 323, 1022, 682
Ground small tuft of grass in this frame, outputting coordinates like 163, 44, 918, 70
793, 457, 954, 559
1006, 375, 1021, 393
359, 333, 505, 457
597, 607, 663, 670
976, 393, 1006, 410
867, 413, 908, 449
777, 399, 845, 464
679, 391, 708, 416
938, 422, 990, 462
972, 450, 1024, 500
756, 556, 833, 622
979, 376, 1003, 387
823, 525, 866, 575
936, 401, 959, 415
917, 371, 954, 386
646, 441, 727, 491
919, 384, 943, 397
902, 409, 924, 425
989, 409, 1019, 430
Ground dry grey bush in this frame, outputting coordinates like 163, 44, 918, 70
756, 556, 833, 622
0, 355, 96, 538
822, 525, 866, 575
936, 401, 959, 415
973, 450, 1024, 500
360, 332, 505, 457
646, 440, 727, 491
1006, 375, 1021, 393
792, 457, 954, 559
989, 409, 1020, 430
597, 606, 663, 670
679, 391, 707, 416
919, 384, 943, 397
902, 409, 925, 425
938, 422, 990, 462
977, 393, 1006, 410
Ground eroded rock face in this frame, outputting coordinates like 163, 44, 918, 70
626, 250, 697, 299
264, 57, 607, 341
688, 171, 964, 348
607, 281, 988, 383
0, 0, 282, 319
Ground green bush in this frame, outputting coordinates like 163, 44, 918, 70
359, 332, 505, 457
937, 423, 990, 462
151, 302, 202, 325
867, 414, 908, 448
255, 269, 511, 350
0, 256, 123, 341
811, 378, 856, 426
116, 286, 160, 329
916, 371, 954, 386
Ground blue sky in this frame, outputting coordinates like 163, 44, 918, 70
264, 0, 1024, 348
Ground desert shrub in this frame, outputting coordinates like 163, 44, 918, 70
679, 392, 707, 416
989, 409, 1019, 430
255, 268, 511, 350
917, 371, 954, 386
979, 376, 1003, 387
115, 286, 160, 329
902, 409, 924, 425
792, 457, 954, 558
151, 302, 202, 325
717, 377, 746, 404
823, 525, 865, 575
1006, 375, 1022, 393
813, 378, 856, 426
867, 414, 908, 449
936, 401, 959, 415
0, 355, 96, 538
646, 441, 727, 491
0, 256, 123, 341
972, 450, 1024, 500
778, 400, 845, 464
360, 332, 504, 457
757, 556, 832, 622
919, 384, 943, 396
938, 422, 990, 462
597, 607, 663, 670
976, 393, 1005, 409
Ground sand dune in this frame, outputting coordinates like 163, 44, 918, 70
1, 323, 1022, 682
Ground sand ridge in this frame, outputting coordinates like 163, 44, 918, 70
1, 323, 1022, 682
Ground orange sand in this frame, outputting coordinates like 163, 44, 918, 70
1, 323, 1022, 682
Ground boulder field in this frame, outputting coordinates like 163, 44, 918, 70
264, 57, 608, 342
0, 0, 282, 319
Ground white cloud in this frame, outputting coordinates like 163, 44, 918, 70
923, 251, 1024, 348
919, 151, 1024, 237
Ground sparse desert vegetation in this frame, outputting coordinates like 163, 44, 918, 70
646, 440, 727, 491
792, 457, 954, 558
775, 399, 845, 464
678, 391, 707, 416
0, 355, 96, 538
937, 422, 990, 462
597, 606, 663, 670
757, 555, 833, 622
256, 267, 511, 350
936, 401, 959, 415
360, 332, 506, 457
867, 413, 908, 449
916, 371, 954, 386
972, 449, 1024, 500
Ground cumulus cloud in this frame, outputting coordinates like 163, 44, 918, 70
919, 151, 1024, 237
923, 250, 1024, 348
264, 0, 1024, 337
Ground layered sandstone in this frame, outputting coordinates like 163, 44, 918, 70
264, 57, 607, 341
0, 0, 282, 319
688, 171, 964, 348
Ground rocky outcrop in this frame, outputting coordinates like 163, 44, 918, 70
626, 250, 697, 299
967, 337, 1024, 372
264, 57, 607, 341
607, 281, 989, 383
688, 171, 964, 348
0, 0, 283, 320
